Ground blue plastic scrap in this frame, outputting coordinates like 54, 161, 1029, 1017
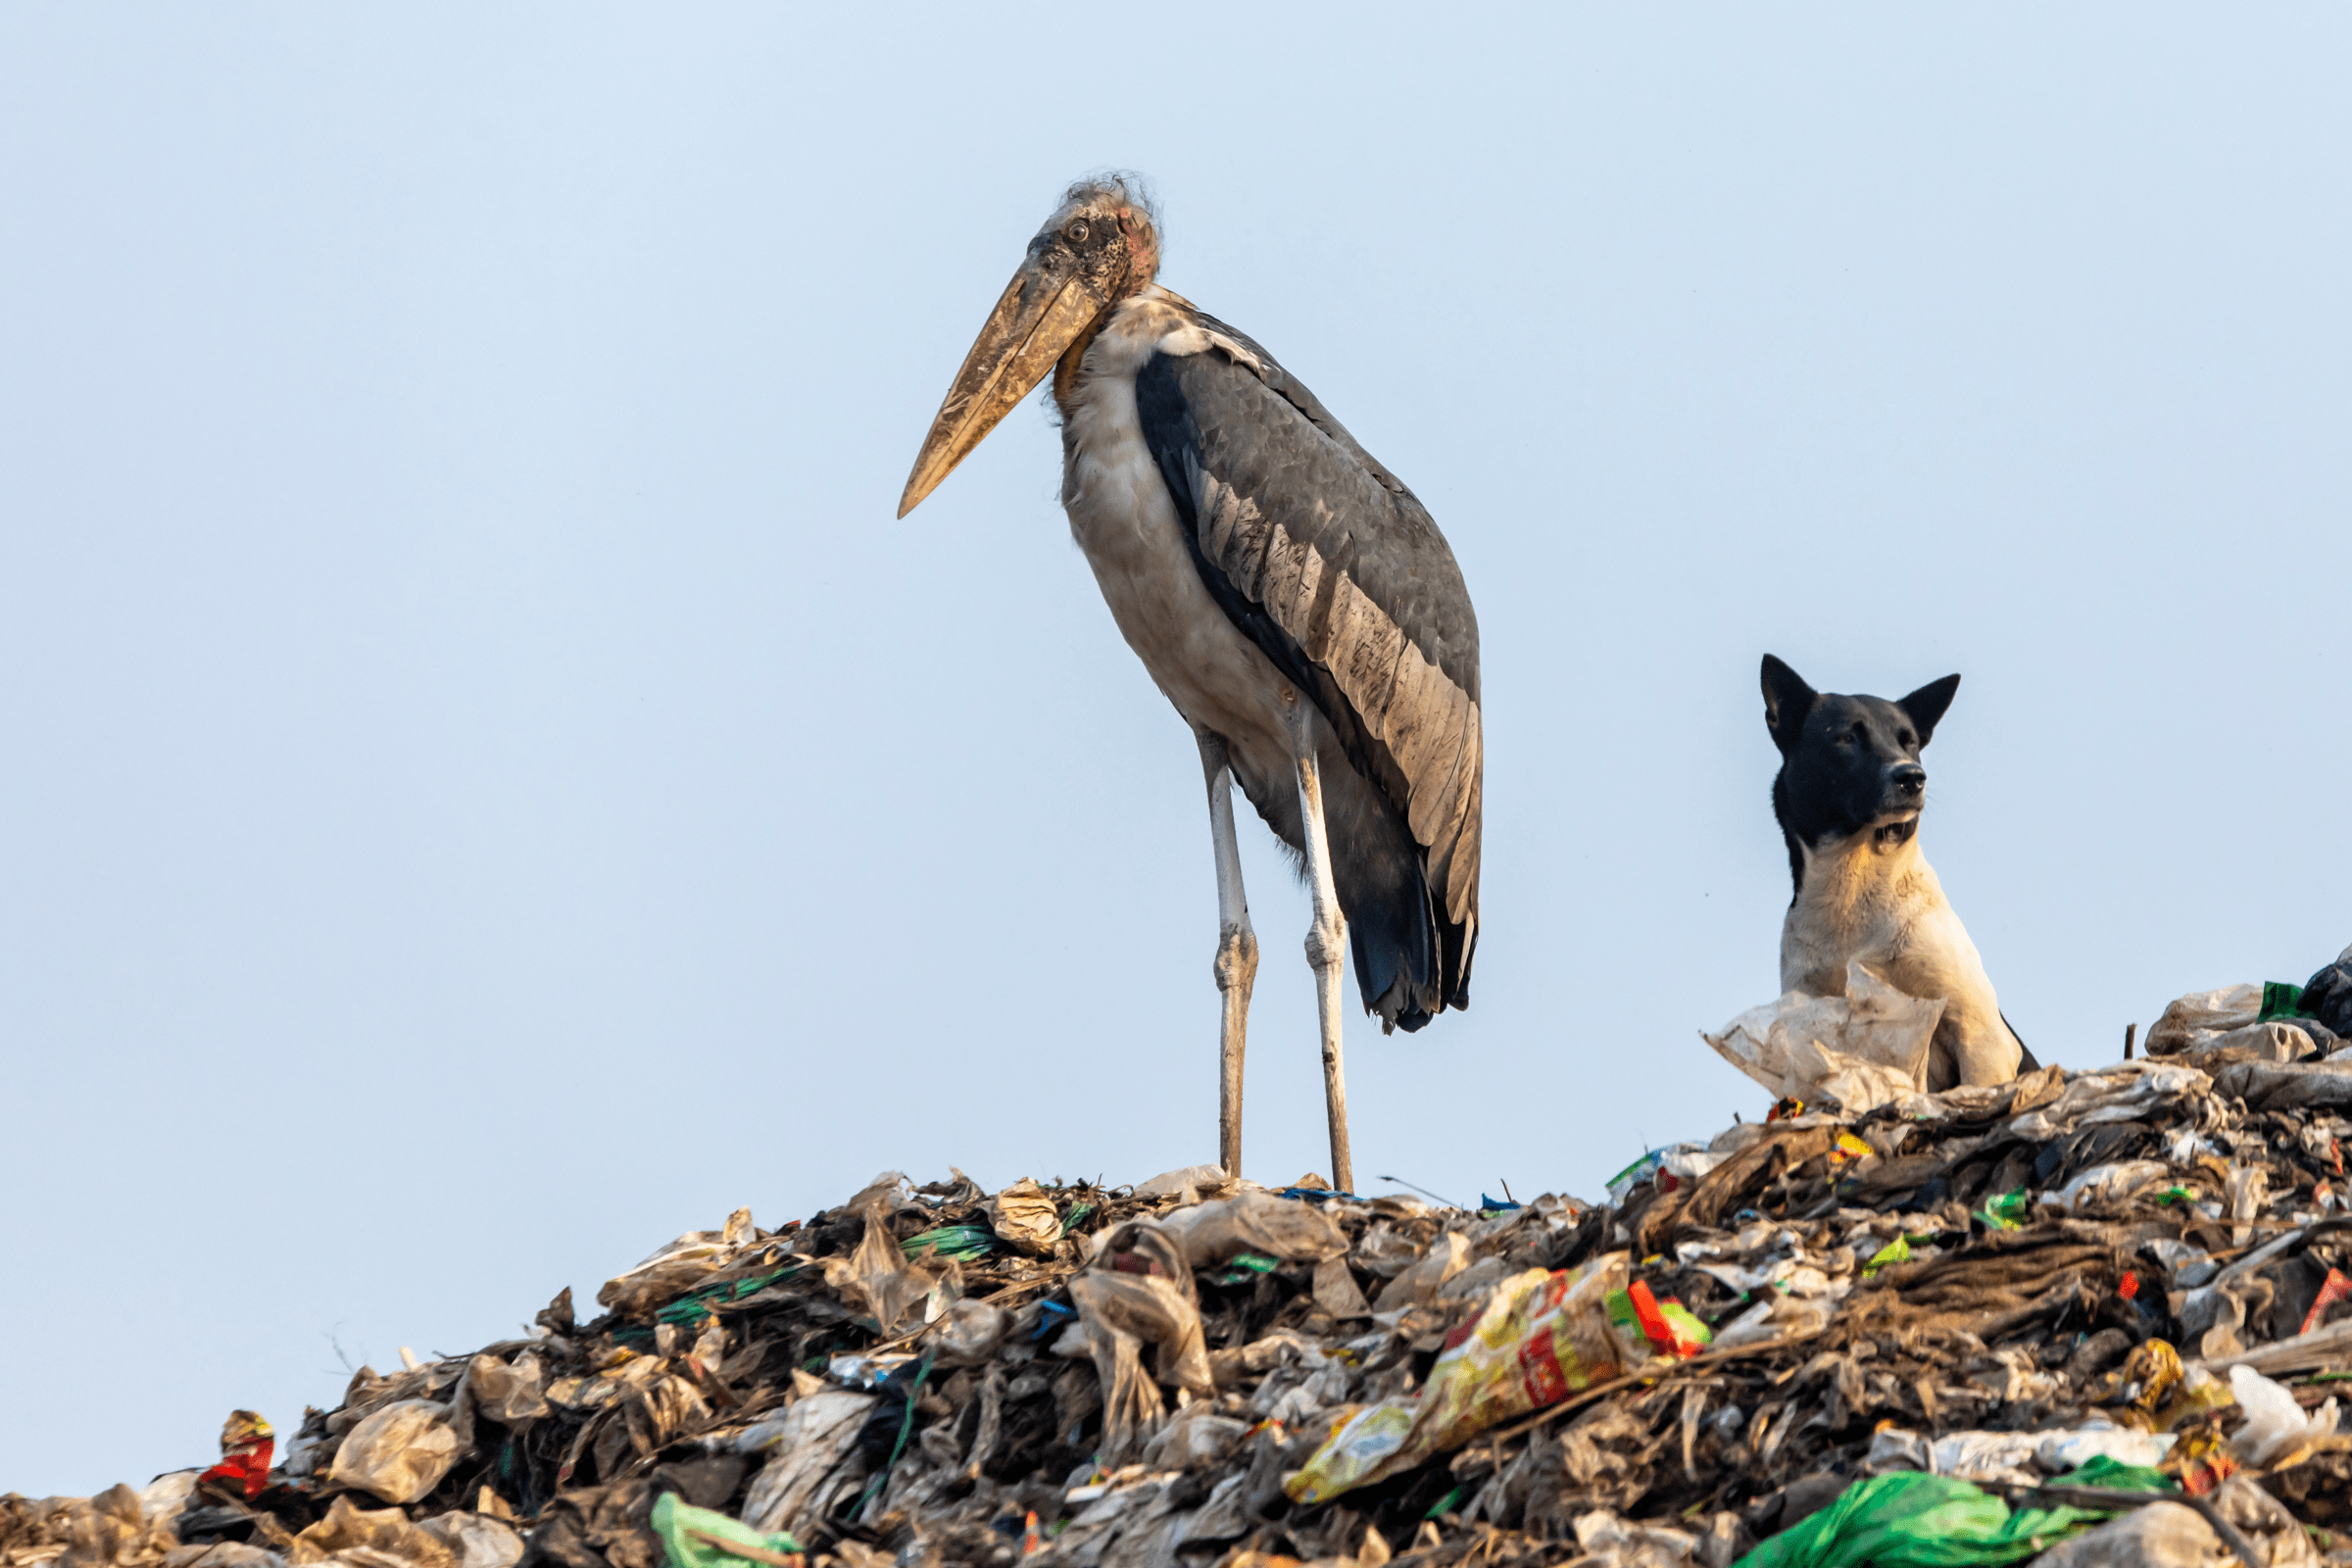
1273, 1187, 1360, 1203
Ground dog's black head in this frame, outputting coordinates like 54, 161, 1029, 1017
1761, 654, 1960, 895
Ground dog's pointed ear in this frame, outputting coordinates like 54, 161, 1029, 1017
1760, 655, 1816, 755
1898, 673, 1961, 746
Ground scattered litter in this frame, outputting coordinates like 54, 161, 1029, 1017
17, 956, 2352, 1568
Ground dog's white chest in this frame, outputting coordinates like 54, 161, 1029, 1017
1781, 840, 1929, 995
1781, 835, 2016, 1087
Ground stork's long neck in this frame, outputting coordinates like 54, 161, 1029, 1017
1051, 285, 1198, 415
1052, 317, 1108, 411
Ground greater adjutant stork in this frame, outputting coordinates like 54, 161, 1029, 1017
899, 177, 1481, 1191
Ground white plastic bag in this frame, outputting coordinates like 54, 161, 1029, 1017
1703, 961, 1944, 1111
2229, 1363, 2337, 1465
1154, 1189, 1348, 1270
2145, 983, 2264, 1056
417, 1512, 526, 1568
1132, 1164, 1230, 1200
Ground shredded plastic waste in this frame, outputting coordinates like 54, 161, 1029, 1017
15, 950, 2352, 1568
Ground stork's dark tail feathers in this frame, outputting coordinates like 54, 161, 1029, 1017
1321, 763, 1475, 1033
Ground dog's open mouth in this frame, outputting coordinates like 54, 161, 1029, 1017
1873, 816, 1919, 848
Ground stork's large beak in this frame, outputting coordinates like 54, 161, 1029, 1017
898, 252, 1109, 517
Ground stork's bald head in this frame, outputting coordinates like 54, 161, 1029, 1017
1032, 175, 1161, 304
899, 172, 1162, 516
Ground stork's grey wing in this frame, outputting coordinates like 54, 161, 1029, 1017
1133, 325, 1482, 945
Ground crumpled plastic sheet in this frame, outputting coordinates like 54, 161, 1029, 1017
1154, 1189, 1348, 1271
598, 1208, 759, 1317
737, 1390, 872, 1539
417, 1512, 525, 1568
325, 1400, 468, 1505
1704, 960, 1944, 1112
288, 1494, 457, 1567
1064, 1223, 1213, 1461
984, 1178, 1063, 1256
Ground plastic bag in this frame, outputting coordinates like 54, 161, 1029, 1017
2027, 1502, 2232, 1568
1131, 1164, 1228, 1200
739, 1389, 873, 1537
650, 1492, 801, 1568
1067, 1222, 1213, 1460
1703, 962, 1943, 1112
417, 1511, 526, 1568
2168, 1021, 2316, 1067
927, 1297, 1009, 1365
1154, 1189, 1348, 1270
2228, 1364, 2337, 1466
2003, 1063, 2208, 1140
2145, 984, 2264, 1056
821, 1200, 933, 1335
288, 1494, 457, 1568
1865, 1427, 2175, 1484
2035, 1161, 2174, 1211
2034, 1428, 2177, 1472
327, 1398, 467, 1504
466, 1352, 549, 1431
37, 1483, 179, 1568
1371, 1231, 1470, 1311
1311, 1254, 1372, 1318
1138, 1402, 1249, 1471
2212, 1057, 2352, 1112
1288, 1253, 1633, 1504
598, 1207, 758, 1316
985, 1178, 1063, 1255
1606, 1280, 1710, 1358
167, 1544, 284, 1568
2304, 945, 2352, 1038
1738, 1458, 2171, 1568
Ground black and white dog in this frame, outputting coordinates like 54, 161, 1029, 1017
1760, 655, 2035, 1088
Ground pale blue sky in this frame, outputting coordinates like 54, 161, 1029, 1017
2, 6, 2346, 1495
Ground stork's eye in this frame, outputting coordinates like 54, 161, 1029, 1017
1064, 220, 1091, 244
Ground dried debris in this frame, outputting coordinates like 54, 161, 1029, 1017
13, 951, 2352, 1568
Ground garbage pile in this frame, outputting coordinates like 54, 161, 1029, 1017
12, 948, 2352, 1568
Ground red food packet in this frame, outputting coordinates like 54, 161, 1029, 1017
1626, 1280, 1706, 1358
2302, 1267, 2352, 1336
198, 1409, 273, 1500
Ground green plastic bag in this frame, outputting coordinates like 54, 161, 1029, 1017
899, 1224, 996, 1262
2262, 980, 2314, 1021
650, 1492, 802, 1568
1735, 1458, 2172, 1568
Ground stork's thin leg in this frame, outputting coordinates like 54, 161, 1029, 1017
1197, 735, 1258, 1181
1283, 691, 1353, 1194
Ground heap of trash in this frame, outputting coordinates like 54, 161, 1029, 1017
13, 949, 2352, 1568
